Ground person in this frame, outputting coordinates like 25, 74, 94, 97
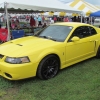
86, 17, 90, 24
42, 23, 47, 28
42, 16, 45, 24
53, 16, 57, 23
15, 18, 20, 29
0, 16, 2, 28
69, 17, 72, 22
73, 16, 77, 22
77, 16, 81, 22
92, 17, 95, 25
30, 16, 35, 33
50, 17, 54, 24
11, 19, 15, 29
38, 15, 42, 27
34, 16, 38, 27
63, 16, 69, 22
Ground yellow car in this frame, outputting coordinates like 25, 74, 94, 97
0, 22, 100, 80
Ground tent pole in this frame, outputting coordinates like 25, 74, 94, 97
4, 2, 10, 41
81, 14, 82, 23
80, 12, 83, 23
91, 17, 92, 25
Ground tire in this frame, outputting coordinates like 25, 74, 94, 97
37, 55, 60, 80
96, 47, 100, 58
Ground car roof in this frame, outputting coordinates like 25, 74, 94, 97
52, 22, 91, 27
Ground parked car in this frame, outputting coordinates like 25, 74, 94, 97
0, 22, 100, 80
94, 18, 100, 23
94, 18, 100, 26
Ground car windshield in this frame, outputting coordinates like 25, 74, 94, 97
36, 25, 73, 42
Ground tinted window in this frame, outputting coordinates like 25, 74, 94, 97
70, 26, 85, 39
83, 26, 90, 37
69, 26, 97, 41
37, 25, 73, 42
89, 26, 97, 35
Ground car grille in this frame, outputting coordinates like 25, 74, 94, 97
0, 54, 4, 59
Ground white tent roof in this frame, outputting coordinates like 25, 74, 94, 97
96, 5, 100, 9
66, 0, 99, 16
0, 0, 82, 13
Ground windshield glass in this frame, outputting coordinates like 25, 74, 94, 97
37, 25, 73, 42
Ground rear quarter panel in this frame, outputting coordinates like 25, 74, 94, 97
93, 26, 100, 52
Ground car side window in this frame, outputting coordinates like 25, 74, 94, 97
68, 26, 97, 42
89, 26, 97, 35
68, 26, 85, 41
82, 26, 90, 37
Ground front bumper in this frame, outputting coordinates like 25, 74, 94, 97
0, 61, 38, 80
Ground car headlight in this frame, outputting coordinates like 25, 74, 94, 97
5, 56, 30, 64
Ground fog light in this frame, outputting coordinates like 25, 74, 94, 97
5, 73, 12, 78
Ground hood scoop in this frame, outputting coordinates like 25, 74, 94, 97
9, 42, 22, 46
16, 44, 23, 46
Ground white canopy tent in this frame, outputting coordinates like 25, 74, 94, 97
66, 0, 100, 16
0, 0, 82, 13
0, 0, 82, 41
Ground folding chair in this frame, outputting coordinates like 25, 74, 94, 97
11, 30, 25, 39
0, 28, 8, 43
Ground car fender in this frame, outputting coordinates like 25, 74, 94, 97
38, 48, 63, 60
33, 48, 65, 68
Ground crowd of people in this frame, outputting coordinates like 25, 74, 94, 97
0, 14, 96, 32
0, 14, 99, 43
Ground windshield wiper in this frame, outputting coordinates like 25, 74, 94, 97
38, 36, 48, 38
48, 38, 57, 41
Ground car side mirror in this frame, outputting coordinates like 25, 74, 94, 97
71, 36, 80, 42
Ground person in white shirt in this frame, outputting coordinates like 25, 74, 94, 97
50, 17, 54, 24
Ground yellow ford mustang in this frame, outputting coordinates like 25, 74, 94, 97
0, 22, 100, 80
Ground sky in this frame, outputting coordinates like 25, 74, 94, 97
59, 0, 100, 5
0, 0, 100, 5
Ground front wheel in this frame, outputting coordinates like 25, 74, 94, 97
37, 55, 60, 80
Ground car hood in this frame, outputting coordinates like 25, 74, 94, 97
0, 36, 61, 57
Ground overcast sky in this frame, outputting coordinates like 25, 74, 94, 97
0, 0, 100, 5
59, 0, 100, 5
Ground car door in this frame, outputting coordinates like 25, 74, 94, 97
65, 26, 97, 64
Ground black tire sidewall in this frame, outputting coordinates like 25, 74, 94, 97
37, 55, 60, 80
96, 47, 100, 58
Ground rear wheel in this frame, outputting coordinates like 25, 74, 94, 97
37, 55, 60, 80
96, 47, 100, 58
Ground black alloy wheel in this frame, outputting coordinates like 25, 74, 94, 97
37, 55, 60, 80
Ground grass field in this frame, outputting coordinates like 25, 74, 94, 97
0, 23, 100, 100
0, 57, 100, 100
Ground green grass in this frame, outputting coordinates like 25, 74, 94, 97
0, 57, 100, 100
0, 23, 100, 100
